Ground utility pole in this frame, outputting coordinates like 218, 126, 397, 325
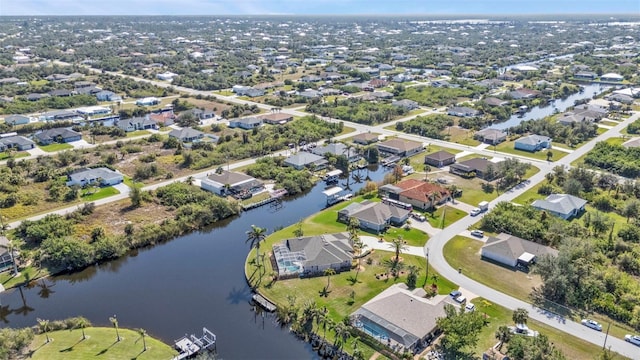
602, 322, 611, 350
424, 247, 430, 287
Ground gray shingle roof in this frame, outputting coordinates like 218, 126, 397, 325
531, 194, 587, 216
515, 134, 551, 146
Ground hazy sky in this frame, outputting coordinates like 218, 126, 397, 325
2, 0, 639, 16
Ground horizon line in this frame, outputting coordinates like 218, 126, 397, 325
1, 13, 639, 17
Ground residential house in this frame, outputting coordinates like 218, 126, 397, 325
557, 112, 597, 126
483, 97, 510, 107
39, 110, 81, 122
606, 93, 634, 105
371, 91, 394, 99
96, 90, 122, 102
481, 233, 558, 268
232, 85, 265, 97
312, 143, 361, 163
0, 236, 15, 274
352, 133, 379, 145
0, 135, 36, 151
183, 108, 215, 121
135, 97, 160, 106
116, 117, 158, 132
76, 106, 111, 117
228, 117, 263, 130
3, 114, 30, 125
337, 200, 410, 233
474, 128, 507, 145
380, 179, 451, 211
298, 89, 322, 98
377, 138, 424, 157
48, 89, 74, 97
600, 73, 624, 82
509, 88, 541, 100
574, 71, 597, 80
531, 194, 587, 220
283, 151, 328, 170
449, 158, 502, 180
200, 170, 264, 196
26, 93, 50, 101
168, 128, 205, 143
514, 134, 551, 152
148, 112, 175, 127
391, 99, 420, 111
66, 167, 124, 187
34, 128, 82, 145
351, 284, 457, 352
447, 106, 481, 117
461, 69, 483, 78
424, 150, 456, 167
272, 232, 353, 278
156, 72, 178, 81
258, 113, 293, 125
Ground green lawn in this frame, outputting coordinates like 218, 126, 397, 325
126, 130, 151, 138
0, 151, 29, 160
81, 186, 120, 201
494, 140, 566, 161
339, 125, 356, 136
381, 227, 429, 247
447, 126, 480, 146
512, 182, 547, 205
0, 265, 48, 289
27, 327, 177, 360
424, 205, 467, 229
571, 137, 627, 166
38, 143, 74, 152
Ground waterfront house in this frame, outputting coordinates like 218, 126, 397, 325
380, 179, 451, 211
283, 151, 328, 170
200, 170, 264, 197
531, 194, 587, 220
377, 138, 424, 157
514, 134, 551, 152
66, 167, 124, 187
337, 200, 410, 233
481, 233, 558, 268
0, 236, 15, 273
352, 133, 379, 145
447, 106, 481, 118
312, 143, 361, 163
424, 150, 456, 167
474, 128, 507, 145
272, 232, 353, 278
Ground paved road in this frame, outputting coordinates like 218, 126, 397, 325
425, 112, 640, 359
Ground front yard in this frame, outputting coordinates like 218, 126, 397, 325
38, 143, 74, 152
493, 140, 566, 162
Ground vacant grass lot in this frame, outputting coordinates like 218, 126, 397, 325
27, 327, 176, 360
447, 126, 480, 146
38, 143, 74, 152
0, 151, 29, 161
422, 205, 467, 229
126, 130, 151, 138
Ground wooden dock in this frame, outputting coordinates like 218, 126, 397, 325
241, 189, 288, 211
172, 327, 216, 360
252, 293, 277, 312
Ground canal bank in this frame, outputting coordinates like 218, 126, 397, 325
0, 165, 388, 360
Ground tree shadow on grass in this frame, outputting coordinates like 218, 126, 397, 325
59, 338, 84, 352
130, 348, 146, 360
96, 339, 121, 356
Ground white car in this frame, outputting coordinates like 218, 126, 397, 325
581, 319, 602, 331
470, 208, 482, 216
464, 303, 475, 312
508, 324, 539, 337
625, 334, 640, 346
411, 213, 426, 222
454, 295, 466, 304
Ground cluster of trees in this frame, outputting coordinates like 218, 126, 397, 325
97, 73, 171, 98
0, 94, 98, 115
306, 98, 408, 125
395, 114, 453, 140
245, 157, 314, 195
393, 84, 482, 107
584, 142, 640, 178
508, 117, 598, 147
626, 118, 640, 135
220, 103, 260, 119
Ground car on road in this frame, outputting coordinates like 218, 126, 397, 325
581, 319, 602, 331
450, 290, 462, 298
625, 334, 640, 346
470, 230, 484, 237
464, 303, 475, 312
470, 208, 482, 216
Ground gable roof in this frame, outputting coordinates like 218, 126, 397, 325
395, 179, 450, 203
482, 233, 558, 264
531, 194, 587, 216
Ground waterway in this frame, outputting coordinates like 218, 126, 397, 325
491, 83, 610, 130
0, 165, 388, 359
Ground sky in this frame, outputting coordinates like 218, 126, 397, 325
1, 0, 639, 16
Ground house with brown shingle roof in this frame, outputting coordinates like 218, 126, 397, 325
391, 179, 451, 210
258, 112, 294, 125
352, 132, 379, 145
424, 150, 456, 167
377, 138, 424, 157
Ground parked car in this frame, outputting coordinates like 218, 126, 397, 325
581, 319, 602, 331
454, 295, 466, 304
464, 303, 475, 312
412, 213, 426, 222
509, 324, 539, 337
625, 334, 640, 346
449, 290, 462, 298
470, 230, 484, 237
470, 208, 482, 216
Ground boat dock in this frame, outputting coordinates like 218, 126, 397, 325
172, 327, 217, 360
241, 189, 288, 211
252, 293, 277, 312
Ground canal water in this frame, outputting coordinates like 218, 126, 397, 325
491, 83, 610, 130
0, 165, 388, 359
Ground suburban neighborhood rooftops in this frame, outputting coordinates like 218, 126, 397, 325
531, 194, 587, 215
425, 150, 455, 162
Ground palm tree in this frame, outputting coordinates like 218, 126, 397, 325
388, 236, 408, 264
37, 318, 51, 343
185, 176, 194, 185
6, 239, 19, 277
431, 273, 439, 286
138, 328, 148, 351
324, 268, 336, 290
76, 317, 89, 340
512, 308, 529, 326
332, 321, 350, 351
246, 225, 267, 270
109, 315, 121, 342
495, 325, 512, 351
352, 337, 365, 360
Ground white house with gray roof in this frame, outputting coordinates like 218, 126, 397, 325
351, 283, 457, 353
0, 135, 35, 151
272, 232, 353, 278
66, 167, 124, 187
337, 200, 410, 233
531, 194, 587, 220
169, 127, 205, 143
481, 233, 558, 268
200, 170, 264, 196
283, 151, 328, 170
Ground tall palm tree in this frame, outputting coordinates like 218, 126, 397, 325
495, 325, 512, 351
388, 236, 408, 264
351, 337, 364, 360
138, 328, 148, 351
512, 308, 529, 326
246, 225, 267, 270
324, 268, 336, 290
37, 318, 51, 343
332, 321, 350, 351
76, 317, 89, 340
109, 315, 121, 342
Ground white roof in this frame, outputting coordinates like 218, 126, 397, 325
323, 186, 343, 196
326, 169, 343, 177
518, 252, 536, 263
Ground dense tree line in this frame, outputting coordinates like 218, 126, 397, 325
0, 94, 98, 114
508, 117, 598, 147
306, 98, 407, 125
393, 84, 483, 107
626, 118, 640, 135
245, 157, 314, 195
395, 114, 453, 140
584, 142, 640, 178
